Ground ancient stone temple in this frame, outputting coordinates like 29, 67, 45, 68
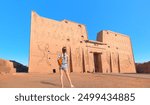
29, 11, 136, 73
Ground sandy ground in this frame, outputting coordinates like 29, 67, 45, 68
0, 73, 150, 88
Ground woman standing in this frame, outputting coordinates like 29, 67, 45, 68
58, 47, 74, 88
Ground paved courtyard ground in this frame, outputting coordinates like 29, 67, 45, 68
0, 73, 150, 88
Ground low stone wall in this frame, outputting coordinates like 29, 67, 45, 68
0, 59, 16, 74
0, 59, 28, 74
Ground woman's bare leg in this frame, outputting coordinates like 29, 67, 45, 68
60, 70, 64, 88
64, 70, 74, 88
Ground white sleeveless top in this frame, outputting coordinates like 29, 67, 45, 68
58, 53, 68, 64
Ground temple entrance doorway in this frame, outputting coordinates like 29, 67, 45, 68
93, 53, 102, 73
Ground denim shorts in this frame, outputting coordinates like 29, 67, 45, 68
60, 63, 68, 70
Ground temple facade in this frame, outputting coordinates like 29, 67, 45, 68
29, 11, 136, 73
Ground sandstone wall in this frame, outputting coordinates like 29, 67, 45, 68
97, 30, 136, 73
29, 11, 136, 74
0, 59, 16, 74
29, 11, 89, 73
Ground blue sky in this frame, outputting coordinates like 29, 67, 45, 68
0, 0, 150, 65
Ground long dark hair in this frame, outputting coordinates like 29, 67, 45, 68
62, 47, 67, 54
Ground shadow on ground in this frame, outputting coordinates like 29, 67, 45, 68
40, 81, 60, 87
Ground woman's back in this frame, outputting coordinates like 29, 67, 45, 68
62, 53, 68, 64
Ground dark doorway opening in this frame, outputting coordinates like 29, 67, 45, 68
53, 69, 56, 73
93, 53, 102, 73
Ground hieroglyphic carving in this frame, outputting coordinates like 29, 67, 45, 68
37, 43, 51, 66
128, 55, 132, 64
121, 55, 132, 69
74, 48, 81, 66
112, 53, 117, 65
106, 52, 110, 65
85, 49, 89, 65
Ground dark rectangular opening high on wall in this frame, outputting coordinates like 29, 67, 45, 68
93, 53, 102, 73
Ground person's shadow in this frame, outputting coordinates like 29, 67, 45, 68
40, 81, 60, 87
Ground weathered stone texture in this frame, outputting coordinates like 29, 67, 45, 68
29, 11, 136, 73
136, 62, 150, 73
0, 59, 15, 74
